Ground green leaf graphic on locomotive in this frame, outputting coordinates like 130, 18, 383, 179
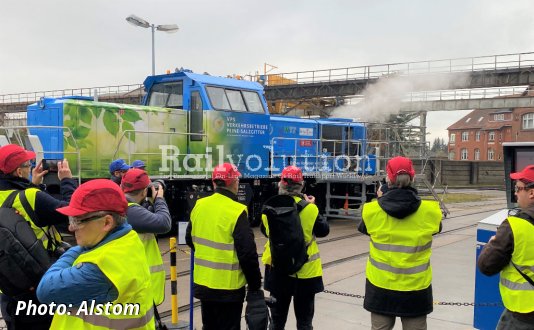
121, 121, 136, 142
79, 107, 92, 125
103, 110, 119, 136
91, 107, 103, 119
72, 126, 90, 140
121, 108, 142, 122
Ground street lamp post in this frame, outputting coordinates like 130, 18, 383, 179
126, 15, 179, 76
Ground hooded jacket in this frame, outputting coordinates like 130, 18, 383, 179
358, 186, 442, 317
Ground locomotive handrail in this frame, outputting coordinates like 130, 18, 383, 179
269, 136, 375, 177
113, 129, 209, 179
0, 125, 81, 184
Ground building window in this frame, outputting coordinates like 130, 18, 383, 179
488, 148, 495, 160
474, 148, 480, 160
450, 134, 455, 143
449, 151, 455, 160
476, 131, 481, 141
522, 113, 534, 129
462, 132, 469, 141
461, 148, 468, 160
488, 131, 495, 142
494, 114, 504, 121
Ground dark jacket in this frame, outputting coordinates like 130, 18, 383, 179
126, 196, 172, 234
0, 174, 77, 228
185, 188, 262, 302
260, 195, 330, 295
477, 206, 534, 323
358, 186, 442, 317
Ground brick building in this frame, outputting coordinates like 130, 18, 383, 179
447, 107, 534, 161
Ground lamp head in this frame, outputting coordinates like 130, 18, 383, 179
126, 14, 150, 28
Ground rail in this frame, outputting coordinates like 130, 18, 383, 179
0, 84, 143, 106
251, 51, 534, 85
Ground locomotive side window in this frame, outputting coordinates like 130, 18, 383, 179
147, 82, 183, 109
242, 91, 264, 113
322, 125, 343, 155
206, 86, 231, 110
226, 90, 247, 111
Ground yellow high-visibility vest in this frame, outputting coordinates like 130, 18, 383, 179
51, 230, 154, 329
191, 192, 247, 290
128, 202, 166, 306
0, 188, 61, 250
499, 215, 534, 313
362, 200, 442, 291
261, 196, 323, 278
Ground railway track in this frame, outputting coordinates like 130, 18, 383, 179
159, 206, 505, 318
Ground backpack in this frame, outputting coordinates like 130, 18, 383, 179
0, 190, 52, 300
262, 194, 310, 275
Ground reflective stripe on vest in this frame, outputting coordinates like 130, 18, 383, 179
362, 199, 442, 291
51, 230, 155, 329
128, 202, 166, 306
191, 192, 247, 290
0, 188, 60, 250
499, 216, 534, 313
261, 196, 323, 279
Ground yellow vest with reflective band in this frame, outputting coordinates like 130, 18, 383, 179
499, 215, 534, 313
50, 230, 155, 330
128, 202, 166, 306
362, 200, 442, 291
0, 188, 61, 251
261, 196, 323, 279
191, 192, 247, 290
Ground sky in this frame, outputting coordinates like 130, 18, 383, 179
2, 0, 534, 142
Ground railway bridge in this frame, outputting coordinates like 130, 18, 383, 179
2, 51, 534, 116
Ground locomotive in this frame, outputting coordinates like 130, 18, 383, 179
17, 70, 383, 226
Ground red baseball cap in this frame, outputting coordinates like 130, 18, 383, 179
121, 168, 151, 193
57, 179, 128, 217
281, 166, 303, 184
510, 165, 534, 183
0, 144, 36, 174
212, 163, 241, 186
386, 156, 415, 183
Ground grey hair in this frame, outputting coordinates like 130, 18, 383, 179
388, 173, 413, 188
278, 182, 304, 195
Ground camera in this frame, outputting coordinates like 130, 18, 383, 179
146, 179, 166, 198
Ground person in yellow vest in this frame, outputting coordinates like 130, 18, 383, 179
121, 168, 171, 307
0, 144, 76, 330
185, 163, 264, 330
260, 165, 330, 330
478, 165, 534, 329
358, 156, 442, 330
36, 179, 154, 329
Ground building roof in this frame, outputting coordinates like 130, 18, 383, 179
447, 108, 513, 131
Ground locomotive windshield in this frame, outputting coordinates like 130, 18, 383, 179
206, 86, 264, 113
147, 82, 183, 109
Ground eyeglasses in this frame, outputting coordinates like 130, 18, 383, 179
68, 214, 108, 230
514, 185, 532, 193
19, 163, 31, 169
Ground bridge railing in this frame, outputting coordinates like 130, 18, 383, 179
0, 84, 143, 106
404, 86, 533, 102
253, 51, 534, 86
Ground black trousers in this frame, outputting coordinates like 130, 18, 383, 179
200, 300, 243, 330
270, 290, 315, 330
0, 294, 52, 330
